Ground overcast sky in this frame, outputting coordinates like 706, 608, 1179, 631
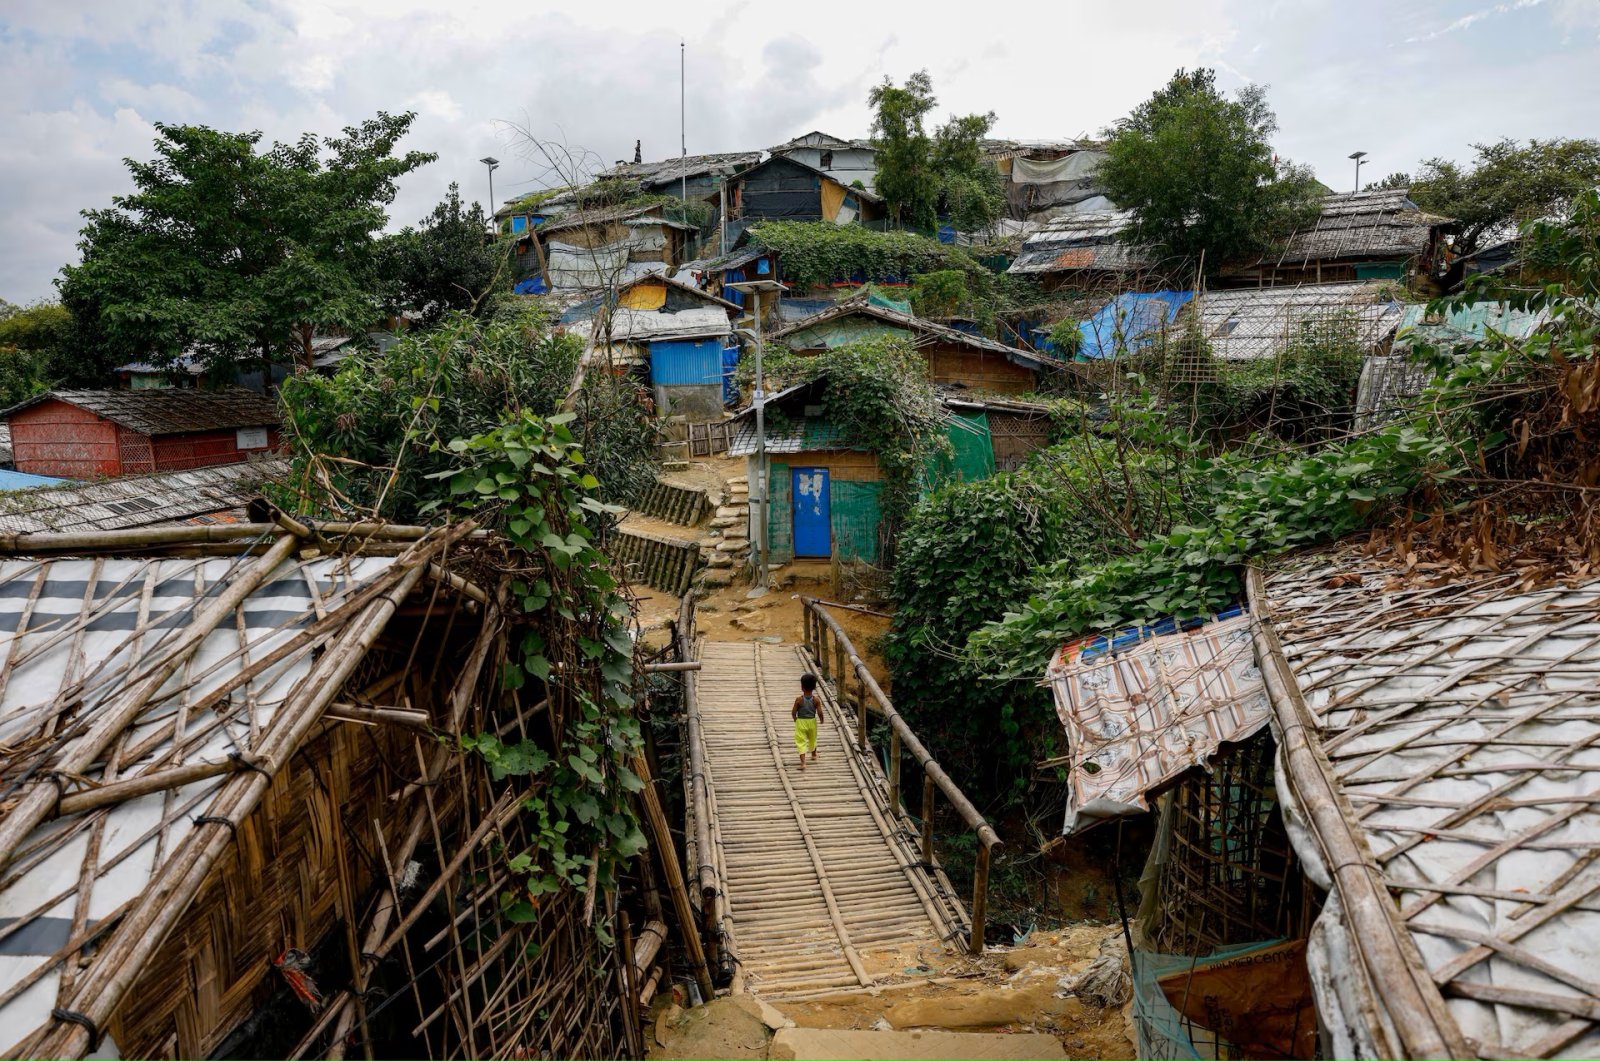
3, 0, 1598, 302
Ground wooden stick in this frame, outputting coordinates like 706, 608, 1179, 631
326, 702, 435, 731
632, 753, 716, 1001
1246, 566, 1469, 1060
54, 756, 256, 818
643, 661, 701, 672
677, 594, 721, 972
0, 532, 302, 874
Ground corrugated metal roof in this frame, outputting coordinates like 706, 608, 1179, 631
1395, 299, 1547, 346
0, 457, 284, 533
728, 417, 853, 457
1257, 544, 1600, 1059
569, 306, 732, 344
1, 388, 280, 436
1047, 611, 1270, 834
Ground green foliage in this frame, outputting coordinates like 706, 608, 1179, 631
381, 182, 512, 325
869, 71, 1006, 232
887, 421, 1195, 791
968, 418, 1461, 679
749, 221, 990, 292
1046, 319, 1084, 359
59, 112, 434, 373
908, 269, 969, 318
1183, 312, 1367, 440
446, 414, 646, 908
1408, 138, 1600, 256
1097, 69, 1322, 268
278, 304, 656, 519
0, 301, 73, 405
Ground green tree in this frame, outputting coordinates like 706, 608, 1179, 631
59, 112, 434, 376
1408, 138, 1600, 255
870, 72, 1006, 232
0, 301, 73, 405
1097, 69, 1322, 268
382, 183, 511, 326
870, 71, 939, 229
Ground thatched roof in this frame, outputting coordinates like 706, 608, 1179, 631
1252, 543, 1600, 1059
0, 457, 285, 535
1267, 189, 1454, 265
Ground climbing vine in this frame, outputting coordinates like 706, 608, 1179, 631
442, 414, 648, 920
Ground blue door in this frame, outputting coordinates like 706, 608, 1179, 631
791, 467, 831, 558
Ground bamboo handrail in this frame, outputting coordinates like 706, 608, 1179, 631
676, 593, 722, 976
800, 596, 1000, 955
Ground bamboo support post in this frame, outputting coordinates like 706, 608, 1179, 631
889, 730, 902, 813
970, 842, 992, 957
1245, 568, 1469, 1059
633, 752, 715, 1002
643, 661, 701, 672
921, 773, 936, 865
676, 594, 721, 979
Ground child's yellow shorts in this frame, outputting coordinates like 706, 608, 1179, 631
794, 717, 818, 754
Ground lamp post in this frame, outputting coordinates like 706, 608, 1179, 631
729, 279, 788, 593
1348, 150, 1367, 195
480, 156, 500, 221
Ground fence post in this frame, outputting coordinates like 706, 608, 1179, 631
970, 841, 991, 956
834, 638, 846, 701
855, 668, 868, 752
888, 729, 902, 813
921, 773, 935, 865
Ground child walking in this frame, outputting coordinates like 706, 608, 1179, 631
793, 673, 822, 771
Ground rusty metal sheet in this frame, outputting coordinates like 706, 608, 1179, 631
1048, 613, 1271, 833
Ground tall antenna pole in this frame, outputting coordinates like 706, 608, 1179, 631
680, 41, 687, 204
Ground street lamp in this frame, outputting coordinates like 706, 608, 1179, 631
728, 279, 788, 593
480, 156, 500, 220
1348, 150, 1367, 195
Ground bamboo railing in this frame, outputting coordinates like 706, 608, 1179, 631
800, 597, 1001, 955
675, 593, 724, 982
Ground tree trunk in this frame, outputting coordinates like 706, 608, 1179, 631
297, 324, 315, 371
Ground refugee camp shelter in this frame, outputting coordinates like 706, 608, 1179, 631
768, 131, 878, 192
1068, 290, 1196, 360
536, 203, 699, 290
1190, 281, 1405, 364
0, 522, 645, 1060
1225, 189, 1455, 287
1355, 300, 1549, 429
715, 155, 886, 232
985, 140, 1109, 222
0, 456, 286, 534
2, 389, 280, 479
1254, 542, 1600, 1059
769, 297, 1055, 394
1007, 210, 1162, 288
599, 150, 762, 202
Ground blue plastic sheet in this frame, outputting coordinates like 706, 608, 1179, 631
1077, 290, 1194, 360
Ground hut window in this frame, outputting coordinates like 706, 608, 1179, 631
820, 150, 834, 170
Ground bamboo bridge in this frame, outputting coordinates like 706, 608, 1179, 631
676, 598, 1000, 998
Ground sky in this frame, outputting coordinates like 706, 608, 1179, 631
3, 0, 1598, 303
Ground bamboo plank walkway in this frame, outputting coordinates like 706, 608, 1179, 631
693, 640, 967, 997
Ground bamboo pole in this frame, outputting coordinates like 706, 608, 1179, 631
889, 729, 902, 813
921, 773, 936, 865
677, 594, 721, 976
970, 841, 991, 957
633, 753, 716, 1001
54, 756, 257, 818
32, 540, 445, 1059
0, 521, 473, 554
643, 661, 702, 672
0, 532, 302, 874
326, 702, 435, 731
1245, 567, 1468, 1059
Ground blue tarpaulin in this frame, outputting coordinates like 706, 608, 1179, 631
721, 345, 740, 405
514, 276, 549, 295
0, 470, 70, 491
1073, 290, 1194, 360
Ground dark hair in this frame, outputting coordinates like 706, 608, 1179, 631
801, 673, 818, 691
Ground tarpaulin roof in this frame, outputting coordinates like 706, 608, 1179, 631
1193, 282, 1404, 362
1076, 290, 1194, 360
1046, 610, 1269, 834
1254, 544, 1600, 1059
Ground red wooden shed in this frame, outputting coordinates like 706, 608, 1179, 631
2, 389, 281, 479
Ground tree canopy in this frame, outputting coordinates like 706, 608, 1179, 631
1402, 138, 1600, 256
58, 112, 434, 374
381, 183, 511, 326
0, 301, 73, 406
869, 71, 1005, 232
1097, 68, 1322, 269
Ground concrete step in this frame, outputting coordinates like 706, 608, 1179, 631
769, 1028, 1067, 1060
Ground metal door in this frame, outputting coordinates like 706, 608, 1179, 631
791, 467, 831, 558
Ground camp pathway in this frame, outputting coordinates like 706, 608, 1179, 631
692, 640, 968, 998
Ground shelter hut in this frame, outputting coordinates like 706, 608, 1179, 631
1222, 189, 1455, 287
768, 131, 878, 192
1179, 281, 1405, 376
2, 389, 281, 479
1006, 210, 1165, 290
768, 297, 1056, 395
984, 139, 1109, 223
711, 156, 886, 246
0, 522, 649, 1060
674, 245, 782, 318
1356, 300, 1549, 430
536, 203, 699, 291
598, 151, 762, 203
1251, 543, 1600, 1059
1044, 608, 1316, 1058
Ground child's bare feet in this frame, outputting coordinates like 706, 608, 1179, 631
798, 759, 806, 771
